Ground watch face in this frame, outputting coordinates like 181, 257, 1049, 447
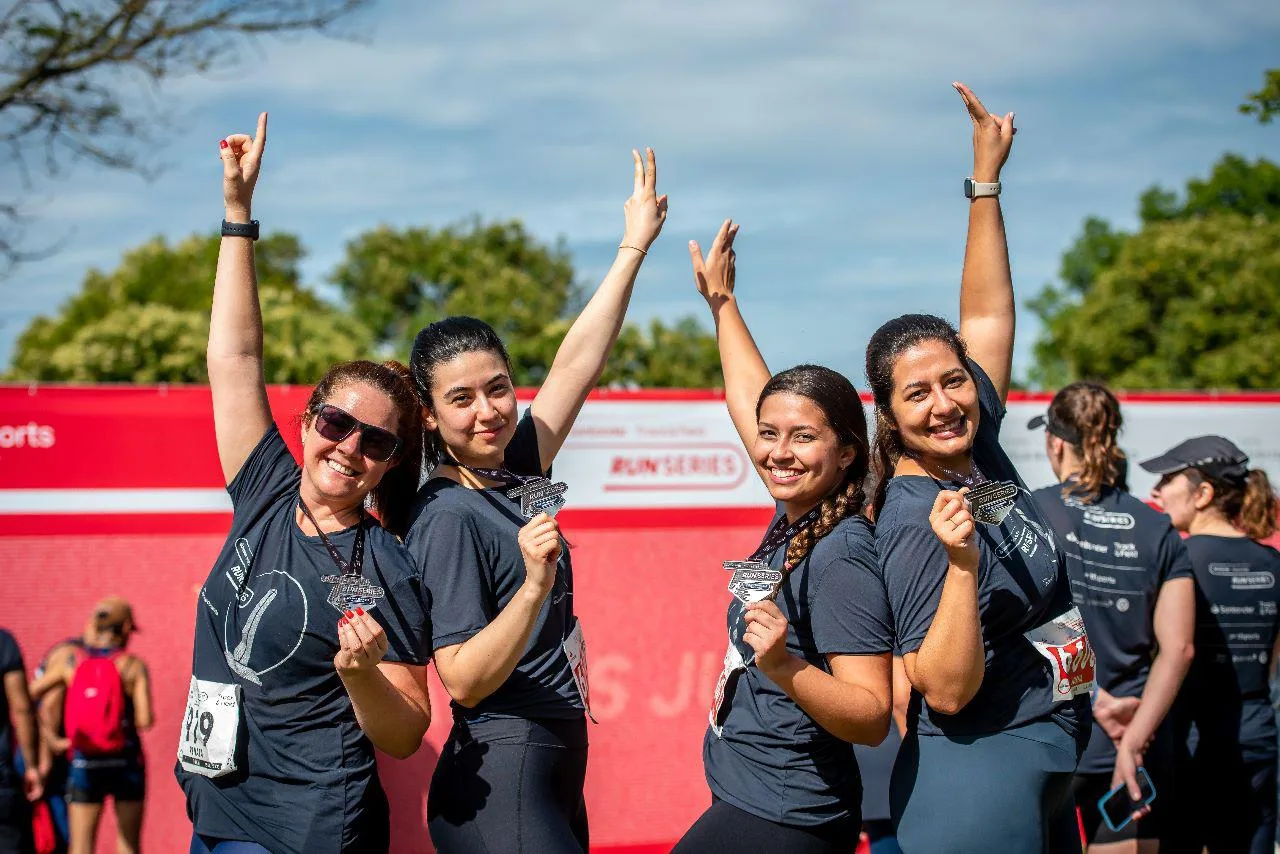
963, 177, 975, 198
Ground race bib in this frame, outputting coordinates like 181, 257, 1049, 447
562, 619, 597, 724
1024, 606, 1096, 702
177, 677, 242, 778
708, 641, 747, 738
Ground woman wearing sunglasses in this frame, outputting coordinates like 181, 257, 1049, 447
176, 113, 433, 854
405, 149, 667, 853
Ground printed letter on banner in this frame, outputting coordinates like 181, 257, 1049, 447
1023, 606, 1096, 702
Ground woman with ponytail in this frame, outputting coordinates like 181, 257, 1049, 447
671, 219, 893, 854
1029, 383, 1196, 851
863, 84, 1092, 853
178, 114, 432, 854
1143, 436, 1280, 854
406, 149, 667, 852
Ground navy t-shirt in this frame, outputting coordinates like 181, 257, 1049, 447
1032, 481, 1193, 773
1181, 535, 1280, 762
0, 628, 24, 790
405, 410, 583, 722
875, 360, 1089, 738
704, 512, 894, 827
177, 426, 431, 854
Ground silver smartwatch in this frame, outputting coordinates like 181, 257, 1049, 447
964, 178, 1001, 199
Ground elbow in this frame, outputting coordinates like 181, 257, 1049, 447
923, 680, 981, 717
383, 735, 425, 761
856, 713, 892, 747
1171, 641, 1195, 672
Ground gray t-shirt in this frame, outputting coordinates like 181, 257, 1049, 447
875, 360, 1089, 739
703, 512, 893, 827
405, 410, 584, 722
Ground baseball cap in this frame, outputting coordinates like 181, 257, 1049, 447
1026, 412, 1082, 445
1138, 435, 1250, 482
92, 596, 139, 634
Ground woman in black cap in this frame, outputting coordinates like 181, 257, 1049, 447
1143, 435, 1280, 854
1029, 383, 1196, 850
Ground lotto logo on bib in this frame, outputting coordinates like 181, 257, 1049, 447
1024, 606, 1096, 702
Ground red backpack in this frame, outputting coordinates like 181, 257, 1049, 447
64, 650, 127, 755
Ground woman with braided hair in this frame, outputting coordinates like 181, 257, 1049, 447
1029, 382, 1196, 850
671, 219, 894, 854
863, 83, 1092, 852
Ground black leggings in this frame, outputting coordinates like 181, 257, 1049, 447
427, 716, 588, 854
671, 798, 858, 854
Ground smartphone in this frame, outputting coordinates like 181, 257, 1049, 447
1098, 766, 1157, 832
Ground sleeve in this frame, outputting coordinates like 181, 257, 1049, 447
406, 507, 497, 650
966, 357, 1005, 433
1156, 522, 1195, 585
225, 424, 301, 509
0, 630, 25, 676
879, 520, 952, 655
376, 575, 432, 666
501, 409, 545, 477
809, 525, 895, 656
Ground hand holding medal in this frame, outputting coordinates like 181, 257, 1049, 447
334, 608, 390, 675
517, 512, 562, 598
930, 488, 980, 572
742, 601, 792, 674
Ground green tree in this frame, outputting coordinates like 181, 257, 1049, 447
7, 232, 371, 382
1028, 155, 1280, 388
330, 219, 721, 387
1241, 68, 1280, 124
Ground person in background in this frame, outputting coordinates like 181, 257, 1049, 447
1029, 382, 1196, 851
28, 600, 148, 854
1, 627, 40, 854
1143, 437, 1280, 854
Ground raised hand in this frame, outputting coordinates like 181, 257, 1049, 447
621, 147, 668, 253
689, 218, 740, 309
220, 112, 267, 220
930, 488, 980, 572
953, 82, 1014, 183
517, 512, 562, 598
334, 608, 390, 675
742, 599, 792, 673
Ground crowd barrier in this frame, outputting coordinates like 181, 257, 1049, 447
1, 384, 1277, 852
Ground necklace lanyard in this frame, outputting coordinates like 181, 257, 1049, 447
298, 499, 365, 577
744, 505, 822, 563
440, 458, 567, 519
441, 459, 537, 487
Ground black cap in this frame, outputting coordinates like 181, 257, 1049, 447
1138, 435, 1250, 481
1026, 412, 1082, 445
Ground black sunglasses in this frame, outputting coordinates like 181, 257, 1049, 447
312, 404, 402, 463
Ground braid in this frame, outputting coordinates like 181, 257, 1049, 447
784, 476, 867, 570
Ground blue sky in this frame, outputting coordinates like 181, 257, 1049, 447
4, 0, 1279, 386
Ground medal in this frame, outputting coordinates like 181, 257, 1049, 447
442, 460, 568, 519
298, 500, 385, 614
723, 560, 785, 604
964, 480, 1019, 525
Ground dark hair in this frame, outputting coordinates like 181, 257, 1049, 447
304, 359, 424, 538
864, 314, 969, 519
756, 365, 870, 570
410, 316, 513, 466
1184, 467, 1278, 541
1049, 382, 1125, 500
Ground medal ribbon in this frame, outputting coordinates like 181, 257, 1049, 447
298, 499, 365, 577
744, 505, 822, 563
440, 458, 541, 487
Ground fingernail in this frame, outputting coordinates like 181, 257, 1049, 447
338, 617, 347, 627
356, 607, 365, 616
345, 610, 355, 619
219, 139, 228, 149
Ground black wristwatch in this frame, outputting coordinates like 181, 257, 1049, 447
221, 219, 260, 240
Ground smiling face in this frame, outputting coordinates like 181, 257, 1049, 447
422, 349, 519, 467
887, 339, 980, 466
753, 392, 855, 516
300, 381, 401, 509
1150, 470, 1206, 533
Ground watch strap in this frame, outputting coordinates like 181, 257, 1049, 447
221, 219, 260, 240
964, 179, 1001, 199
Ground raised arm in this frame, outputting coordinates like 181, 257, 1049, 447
529, 148, 668, 472
208, 112, 273, 484
954, 83, 1017, 404
903, 489, 985, 714
691, 219, 771, 452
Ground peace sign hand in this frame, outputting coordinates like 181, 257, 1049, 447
953, 82, 1015, 183
220, 112, 267, 220
689, 218, 740, 310
621, 147, 668, 253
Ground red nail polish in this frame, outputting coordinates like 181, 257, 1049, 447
338, 617, 347, 627
219, 139, 228, 149
345, 610, 355, 619
356, 608, 364, 616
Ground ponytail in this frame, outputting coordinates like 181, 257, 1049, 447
1048, 382, 1125, 500
870, 411, 901, 521
784, 473, 867, 570
1239, 469, 1279, 541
